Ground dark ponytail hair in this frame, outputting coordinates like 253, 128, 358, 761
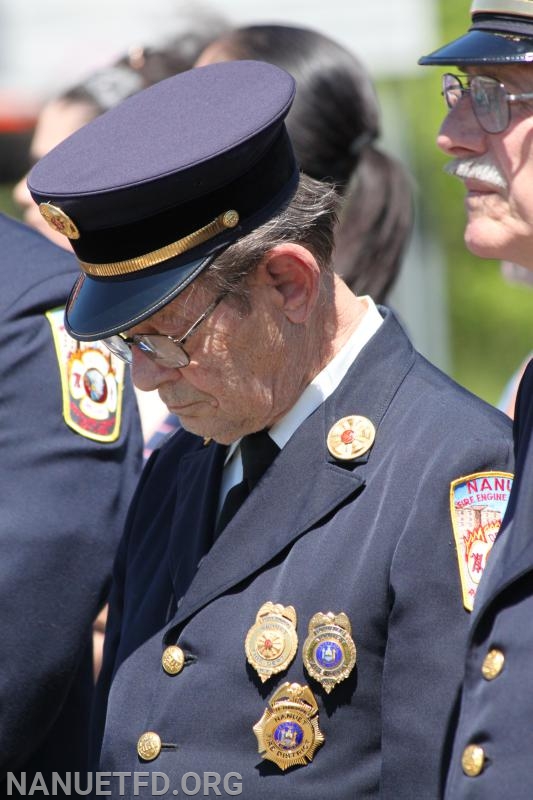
205, 24, 413, 302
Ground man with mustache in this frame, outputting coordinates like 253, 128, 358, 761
444, 153, 508, 191
419, 2, 533, 797
26, 60, 513, 797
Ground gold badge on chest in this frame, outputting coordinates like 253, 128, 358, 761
303, 611, 357, 693
253, 682, 325, 770
245, 602, 298, 683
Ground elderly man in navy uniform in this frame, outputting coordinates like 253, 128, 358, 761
419, 2, 533, 798
0, 214, 143, 794
28, 60, 514, 798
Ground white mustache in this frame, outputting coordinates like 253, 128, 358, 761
444, 155, 508, 191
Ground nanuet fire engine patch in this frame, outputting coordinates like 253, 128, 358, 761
450, 471, 513, 611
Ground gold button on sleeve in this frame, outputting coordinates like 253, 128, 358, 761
482, 649, 505, 680
137, 731, 162, 761
162, 645, 185, 675
462, 744, 485, 777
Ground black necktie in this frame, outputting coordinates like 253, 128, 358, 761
216, 430, 280, 535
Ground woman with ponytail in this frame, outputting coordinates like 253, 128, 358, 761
196, 23, 414, 302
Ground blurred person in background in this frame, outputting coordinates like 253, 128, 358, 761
419, 1, 533, 796
196, 23, 414, 304
0, 211, 143, 795
1, 25, 230, 794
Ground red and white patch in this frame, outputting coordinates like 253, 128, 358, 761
46, 307, 126, 442
450, 471, 513, 611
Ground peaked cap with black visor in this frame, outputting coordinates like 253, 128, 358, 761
419, 0, 533, 65
28, 60, 299, 340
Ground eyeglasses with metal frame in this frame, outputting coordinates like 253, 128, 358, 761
441, 72, 533, 134
102, 293, 226, 368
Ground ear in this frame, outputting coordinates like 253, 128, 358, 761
256, 244, 321, 324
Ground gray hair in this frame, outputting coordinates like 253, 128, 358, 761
203, 174, 340, 306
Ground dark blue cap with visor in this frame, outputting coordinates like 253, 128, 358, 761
419, 0, 533, 65
27, 60, 299, 340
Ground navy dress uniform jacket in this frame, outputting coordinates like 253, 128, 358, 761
93, 308, 513, 799
0, 215, 143, 790
444, 358, 533, 799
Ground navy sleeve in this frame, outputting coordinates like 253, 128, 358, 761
0, 217, 143, 775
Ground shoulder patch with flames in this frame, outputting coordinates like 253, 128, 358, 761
46, 307, 126, 443
450, 471, 513, 611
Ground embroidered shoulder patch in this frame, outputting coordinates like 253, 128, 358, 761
450, 471, 513, 611
46, 307, 126, 443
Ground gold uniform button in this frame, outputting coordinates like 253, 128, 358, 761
137, 731, 162, 761
461, 744, 485, 777
162, 645, 185, 675
482, 649, 505, 680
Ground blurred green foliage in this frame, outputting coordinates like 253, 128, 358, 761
0, 183, 20, 219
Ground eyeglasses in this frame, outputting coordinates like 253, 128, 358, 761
103, 293, 226, 368
442, 72, 533, 134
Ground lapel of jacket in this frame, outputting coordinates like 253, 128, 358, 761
470, 513, 533, 624
471, 461, 533, 620
167, 440, 227, 600
167, 307, 416, 630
